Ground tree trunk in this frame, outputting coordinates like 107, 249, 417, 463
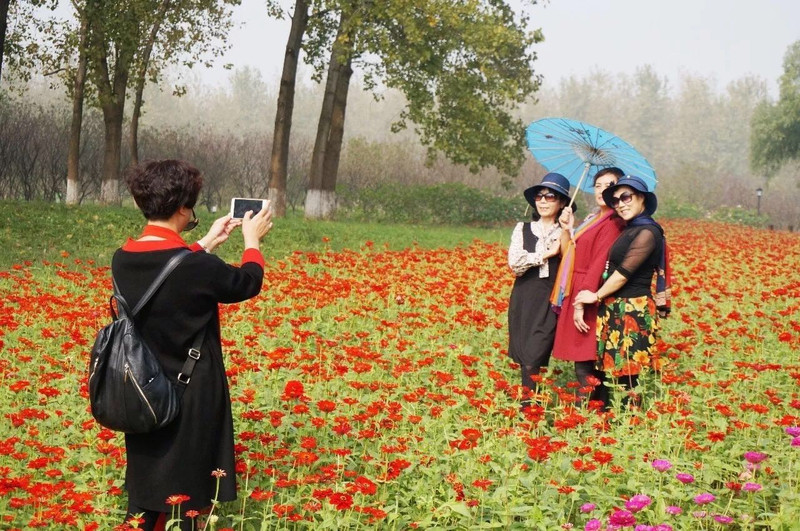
267, 0, 309, 218
66, 14, 88, 205
87, 6, 134, 204
0, 0, 11, 84
130, 0, 172, 167
305, 13, 349, 219
321, 54, 352, 193
97, 60, 130, 204
99, 100, 124, 203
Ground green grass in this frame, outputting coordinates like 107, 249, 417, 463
0, 200, 511, 270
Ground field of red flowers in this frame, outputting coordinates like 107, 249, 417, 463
1, 219, 799, 530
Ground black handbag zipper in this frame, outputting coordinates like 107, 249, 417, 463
124, 362, 158, 424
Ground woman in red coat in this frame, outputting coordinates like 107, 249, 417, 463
551, 167, 625, 406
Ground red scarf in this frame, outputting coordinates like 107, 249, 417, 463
549, 210, 615, 312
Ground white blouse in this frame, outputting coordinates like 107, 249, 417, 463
507, 221, 562, 278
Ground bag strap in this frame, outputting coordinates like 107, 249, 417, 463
112, 248, 204, 396
175, 325, 207, 397
112, 249, 192, 317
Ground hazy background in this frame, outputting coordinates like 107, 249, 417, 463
208, 0, 800, 97
4, 0, 800, 225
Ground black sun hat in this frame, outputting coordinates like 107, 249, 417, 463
523, 172, 572, 208
602, 175, 657, 215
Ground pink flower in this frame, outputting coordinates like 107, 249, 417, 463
651, 459, 672, 472
713, 514, 734, 524
609, 509, 637, 527
743, 482, 762, 492
743, 451, 767, 464
585, 519, 603, 531
665, 505, 682, 516
694, 493, 715, 505
581, 503, 597, 513
785, 427, 800, 437
792, 437, 800, 447
675, 473, 694, 484
625, 494, 653, 513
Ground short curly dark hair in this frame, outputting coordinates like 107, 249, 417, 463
124, 159, 203, 220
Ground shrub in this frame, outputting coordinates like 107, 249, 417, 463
708, 205, 770, 227
337, 183, 522, 226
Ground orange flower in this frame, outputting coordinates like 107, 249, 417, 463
165, 494, 190, 506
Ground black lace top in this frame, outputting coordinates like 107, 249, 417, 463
607, 224, 664, 298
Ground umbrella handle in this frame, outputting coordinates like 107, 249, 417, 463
568, 162, 591, 209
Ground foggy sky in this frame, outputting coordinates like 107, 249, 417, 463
206, 0, 799, 98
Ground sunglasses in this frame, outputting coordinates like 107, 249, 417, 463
183, 209, 199, 232
609, 192, 637, 208
534, 192, 558, 203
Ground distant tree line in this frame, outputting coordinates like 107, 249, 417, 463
1, 0, 798, 227
2, 58, 799, 227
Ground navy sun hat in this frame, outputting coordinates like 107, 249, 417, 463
523, 172, 572, 208
602, 175, 658, 215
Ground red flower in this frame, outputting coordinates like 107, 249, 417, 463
472, 479, 493, 491
461, 428, 482, 442
317, 400, 336, 413
250, 488, 275, 501
293, 451, 319, 466
282, 380, 305, 399
329, 492, 354, 511
348, 476, 377, 496
273, 504, 295, 517
592, 450, 614, 465
300, 436, 318, 449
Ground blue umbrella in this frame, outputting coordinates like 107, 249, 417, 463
526, 117, 657, 206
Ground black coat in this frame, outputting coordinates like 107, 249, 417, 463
111, 242, 263, 512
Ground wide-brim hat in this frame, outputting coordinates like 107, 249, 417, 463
602, 175, 657, 215
523, 172, 572, 208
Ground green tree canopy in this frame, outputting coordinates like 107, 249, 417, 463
303, 0, 542, 178
750, 40, 800, 177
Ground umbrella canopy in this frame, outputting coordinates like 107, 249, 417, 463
525, 118, 657, 197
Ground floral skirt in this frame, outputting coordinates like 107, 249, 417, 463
596, 295, 659, 376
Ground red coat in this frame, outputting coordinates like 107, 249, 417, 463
552, 213, 625, 362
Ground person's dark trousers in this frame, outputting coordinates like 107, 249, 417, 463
575, 360, 609, 409
616, 373, 640, 409
520, 362, 547, 409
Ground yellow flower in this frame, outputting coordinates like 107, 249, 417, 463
633, 350, 650, 365
630, 296, 648, 311
608, 329, 620, 348
621, 335, 634, 351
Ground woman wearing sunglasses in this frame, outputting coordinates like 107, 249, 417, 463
507, 173, 571, 408
573, 175, 671, 409
550, 167, 626, 407
113, 160, 272, 530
